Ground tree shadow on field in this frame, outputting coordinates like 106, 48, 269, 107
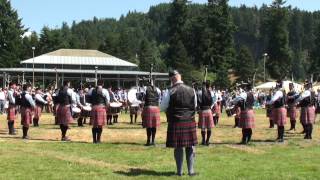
115, 168, 176, 177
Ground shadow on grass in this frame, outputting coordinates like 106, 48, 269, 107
115, 168, 176, 177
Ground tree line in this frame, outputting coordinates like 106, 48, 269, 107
1, 0, 320, 88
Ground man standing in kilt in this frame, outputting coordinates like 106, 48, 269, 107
267, 80, 287, 142
20, 84, 36, 139
233, 83, 255, 144
197, 81, 214, 146
33, 88, 47, 127
56, 81, 76, 141
161, 70, 198, 176
89, 80, 110, 143
142, 80, 161, 146
286, 83, 299, 131
7, 82, 17, 135
297, 80, 316, 139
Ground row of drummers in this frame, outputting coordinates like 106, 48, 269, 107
51, 84, 162, 127
220, 80, 318, 144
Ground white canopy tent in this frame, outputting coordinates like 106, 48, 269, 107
254, 81, 303, 92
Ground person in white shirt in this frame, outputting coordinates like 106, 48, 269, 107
56, 81, 76, 141
161, 70, 198, 177
20, 84, 36, 139
297, 80, 316, 139
7, 82, 17, 135
88, 80, 110, 143
33, 88, 47, 127
267, 80, 287, 142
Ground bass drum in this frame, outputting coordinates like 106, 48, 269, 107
128, 87, 142, 105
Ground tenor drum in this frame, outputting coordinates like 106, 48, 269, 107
72, 107, 81, 118
82, 105, 92, 117
109, 102, 122, 114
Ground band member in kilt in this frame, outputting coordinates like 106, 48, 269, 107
33, 88, 47, 127
161, 70, 198, 176
297, 80, 316, 139
286, 83, 299, 131
267, 80, 287, 142
89, 80, 110, 143
7, 82, 17, 135
233, 83, 255, 144
197, 81, 214, 146
212, 95, 221, 126
107, 86, 118, 125
129, 102, 140, 124
20, 84, 36, 139
56, 81, 76, 141
266, 89, 274, 128
142, 80, 161, 146
76, 89, 88, 127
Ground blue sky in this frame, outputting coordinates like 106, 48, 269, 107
10, 0, 320, 33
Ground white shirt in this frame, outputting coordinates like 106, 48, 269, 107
35, 94, 47, 104
297, 89, 311, 102
7, 89, 15, 104
268, 90, 283, 105
0, 91, 5, 101
160, 81, 197, 112
24, 91, 36, 108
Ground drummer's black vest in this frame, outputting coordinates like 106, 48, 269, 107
35, 94, 45, 106
91, 87, 106, 105
167, 83, 195, 122
238, 92, 254, 111
145, 86, 159, 107
300, 90, 316, 107
58, 87, 71, 106
287, 91, 296, 104
273, 90, 286, 108
21, 92, 32, 108
198, 87, 212, 110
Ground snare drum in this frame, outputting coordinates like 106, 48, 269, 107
109, 102, 122, 115
72, 107, 81, 118
82, 105, 92, 117
226, 106, 236, 117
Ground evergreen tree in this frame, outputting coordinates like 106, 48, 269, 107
265, 0, 292, 79
166, 0, 193, 83
309, 23, 320, 81
235, 45, 255, 82
0, 0, 25, 67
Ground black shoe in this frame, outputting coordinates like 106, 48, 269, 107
144, 143, 151, 146
22, 136, 29, 139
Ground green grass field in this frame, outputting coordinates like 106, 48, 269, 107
0, 109, 320, 180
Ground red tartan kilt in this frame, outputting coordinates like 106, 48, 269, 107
90, 105, 107, 127
198, 109, 214, 129
166, 120, 198, 148
57, 105, 73, 126
272, 107, 287, 126
33, 105, 42, 119
211, 104, 221, 117
239, 109, 255, 129
21, 107, 33, 127
287, 106, 297, 119
300, 106, 316, 125
7, 105, 16, 121
142, 106, 161, 128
